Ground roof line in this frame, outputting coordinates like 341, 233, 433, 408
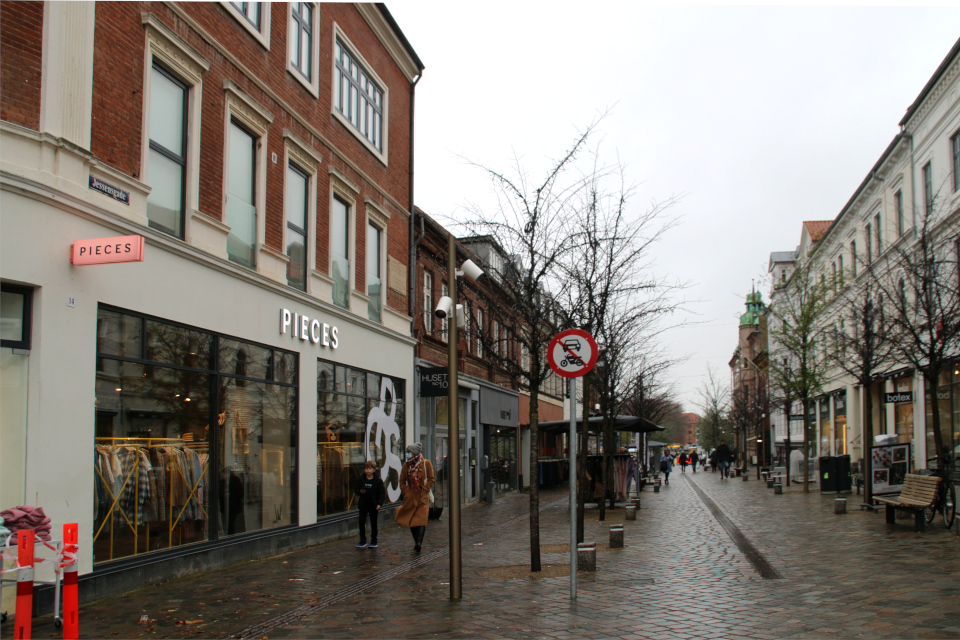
375, 4, 425, 74
899, 35, 960, 128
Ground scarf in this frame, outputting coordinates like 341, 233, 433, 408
407, 454, 424, 491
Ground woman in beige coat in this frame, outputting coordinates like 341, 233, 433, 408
394, 442, 435, 552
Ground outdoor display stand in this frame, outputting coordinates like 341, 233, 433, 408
870, 443, 911, 497
0, 524, 79, 638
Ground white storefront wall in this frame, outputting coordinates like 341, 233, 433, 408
1, 189, 414, 575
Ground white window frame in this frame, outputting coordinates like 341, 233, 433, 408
222, 1, 271, 50
476, 308, 484, 358
329, 167, 360, 309
283, 131, 321, 292
331, 23, 388, 165
364, 199, 390, 322
423, 272, 433, 334
874, 212, 882, 256
223, 81, 273, 270
287, 2, 319, 97
895, 189, 904, 237
141, 16, 208, 243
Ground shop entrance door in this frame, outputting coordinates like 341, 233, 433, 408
490, 427, 518, 493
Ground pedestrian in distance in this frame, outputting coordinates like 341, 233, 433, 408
395, 442, 435, 552
659, 452, 674, 485
689, 450, 699, 473
715, 440, 732, 479
679, 452, 689, 474
355, 460, 385, 548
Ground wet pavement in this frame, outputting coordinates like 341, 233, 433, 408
14, 468, 960, 639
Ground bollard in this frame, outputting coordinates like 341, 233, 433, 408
609, 524, 624, 548
625, 505, 637, 521
63, 523, 80, 640
835, 498, 847, 514
15, 529, 35, 640
767, 479, 775, 488
653, 484, 660, 493
577, 542, 596, 572
742, 475, 748, 481
774, 484, 783, 495
632, 497, 641, 510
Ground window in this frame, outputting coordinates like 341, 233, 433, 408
895, 189, 904, 237
285, 164, 308, 290
331, 196, 350, 309
831, 262, 837, 291
224, 2, 270, 48
781, 269, 786, 283
423, 272, 433, 334
874, 213, 882, 256
145, 64, 187, 238
952, 131, 960, 193
476, 308, 484, 358
462, 300, 470, 350
493, 321, 500, 357
441, 283, 449, 343
333, 34, 385, 158
367, 221, 382, 322
226, 121, 257, 268
851, 240, 858, 276
923, 161, 933, 215
865, 223, 872, 264
838, 254, 844, 286
287, 3, 319, 96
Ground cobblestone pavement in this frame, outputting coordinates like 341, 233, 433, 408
18, 469, 960, 639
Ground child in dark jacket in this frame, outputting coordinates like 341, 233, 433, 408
355, 460, 386, 548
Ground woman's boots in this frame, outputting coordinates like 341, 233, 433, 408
411, 526, 425, 552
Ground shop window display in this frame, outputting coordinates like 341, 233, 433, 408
317, 360, 404, 517
94, 307, 297, 563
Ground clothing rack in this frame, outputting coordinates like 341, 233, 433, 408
94, 437, 209, 561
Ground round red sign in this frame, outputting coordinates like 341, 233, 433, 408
547, 329, 599, 379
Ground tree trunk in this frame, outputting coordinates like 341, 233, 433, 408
605, 413, 615, 511
925, 370, 947, 460
863, 381, 873, 505
529, 387, 541, 572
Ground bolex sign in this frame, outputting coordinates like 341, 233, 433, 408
884, 392, 914, 404
419, 366, 448, 397
280, 309, 340, 348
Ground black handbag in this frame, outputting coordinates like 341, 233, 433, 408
428, 505, 443, 520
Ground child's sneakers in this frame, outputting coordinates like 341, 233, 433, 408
356, 541, 368, 548
368, 541, 378, 548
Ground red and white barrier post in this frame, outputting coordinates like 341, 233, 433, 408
61, 524, 79, 639
14, 529, 34, 640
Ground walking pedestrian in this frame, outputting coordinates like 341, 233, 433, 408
355, 460, 385, 548
679, 452, 689, 474
715, 440, 732, 479
395, 442, 435, 552
689, 450, 700, 473
659, 451, 674, 485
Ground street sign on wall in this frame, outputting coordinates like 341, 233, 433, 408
547, 329, 598, 379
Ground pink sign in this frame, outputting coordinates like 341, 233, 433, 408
71, 235, 144, 266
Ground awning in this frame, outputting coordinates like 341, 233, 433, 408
535, 415, 665, 434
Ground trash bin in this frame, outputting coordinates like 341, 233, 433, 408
835, 455, 852, 493
819, 456, 839, 493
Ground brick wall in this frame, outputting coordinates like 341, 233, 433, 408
0, 2, 44, 130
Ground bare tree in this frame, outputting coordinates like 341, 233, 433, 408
697, 365, 731, 452
768, 260, 833, 492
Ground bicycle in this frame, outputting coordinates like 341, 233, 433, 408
924, 454, 956, 529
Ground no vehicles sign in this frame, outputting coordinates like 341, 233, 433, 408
548, 329, 598, 379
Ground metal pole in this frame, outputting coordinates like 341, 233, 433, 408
569, 377, 577, 600
447, 234, 462, 601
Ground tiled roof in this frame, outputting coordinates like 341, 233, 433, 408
803, 220, 833, 243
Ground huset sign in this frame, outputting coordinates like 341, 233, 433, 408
71, 235, 144, 266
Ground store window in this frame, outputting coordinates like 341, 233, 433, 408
819, 399, 830, 455
1, 284, 32, 511
925, 369, 955, 460
317, 360, 405, 518
94, 306, 297, 563
834, 393, 847, 456
895, 375, 914, 446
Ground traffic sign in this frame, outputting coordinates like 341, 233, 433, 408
548, 329, 598, 378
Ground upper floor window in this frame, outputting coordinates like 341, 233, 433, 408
334, 35, 385, 157
838, 254, 844, 286
226, 121, 257, 269
895, 189, 904, 237
423, 272, 433, 334
285, 163, 309, 291
225, 2, 271, 49
952, 131, 960, 193
923, 161, 933, 215
146, 64, 187, 239
476, 308, 484, 358
367, 221, 383, 323
850, 240, 858, 276
441, 283, 449, 343
331, 195, 350, 309
288, 3, 319, 96
874, 213, 882, 256
865, 223, 872, 264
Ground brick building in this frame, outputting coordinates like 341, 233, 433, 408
675, 412, 700, 448
1, 1, 422, 603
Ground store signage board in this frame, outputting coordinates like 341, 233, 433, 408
71, 235, 144, 265
279, 308, 339, 348
419, 366, 449, 397
548, 329, 598, 379
884, 391, 913, 404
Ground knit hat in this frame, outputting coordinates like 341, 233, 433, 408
406, 442, 422, 456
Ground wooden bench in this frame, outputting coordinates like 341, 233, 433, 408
873, 474, 941, 532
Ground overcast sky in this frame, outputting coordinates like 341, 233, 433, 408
386, 2, 960, 412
